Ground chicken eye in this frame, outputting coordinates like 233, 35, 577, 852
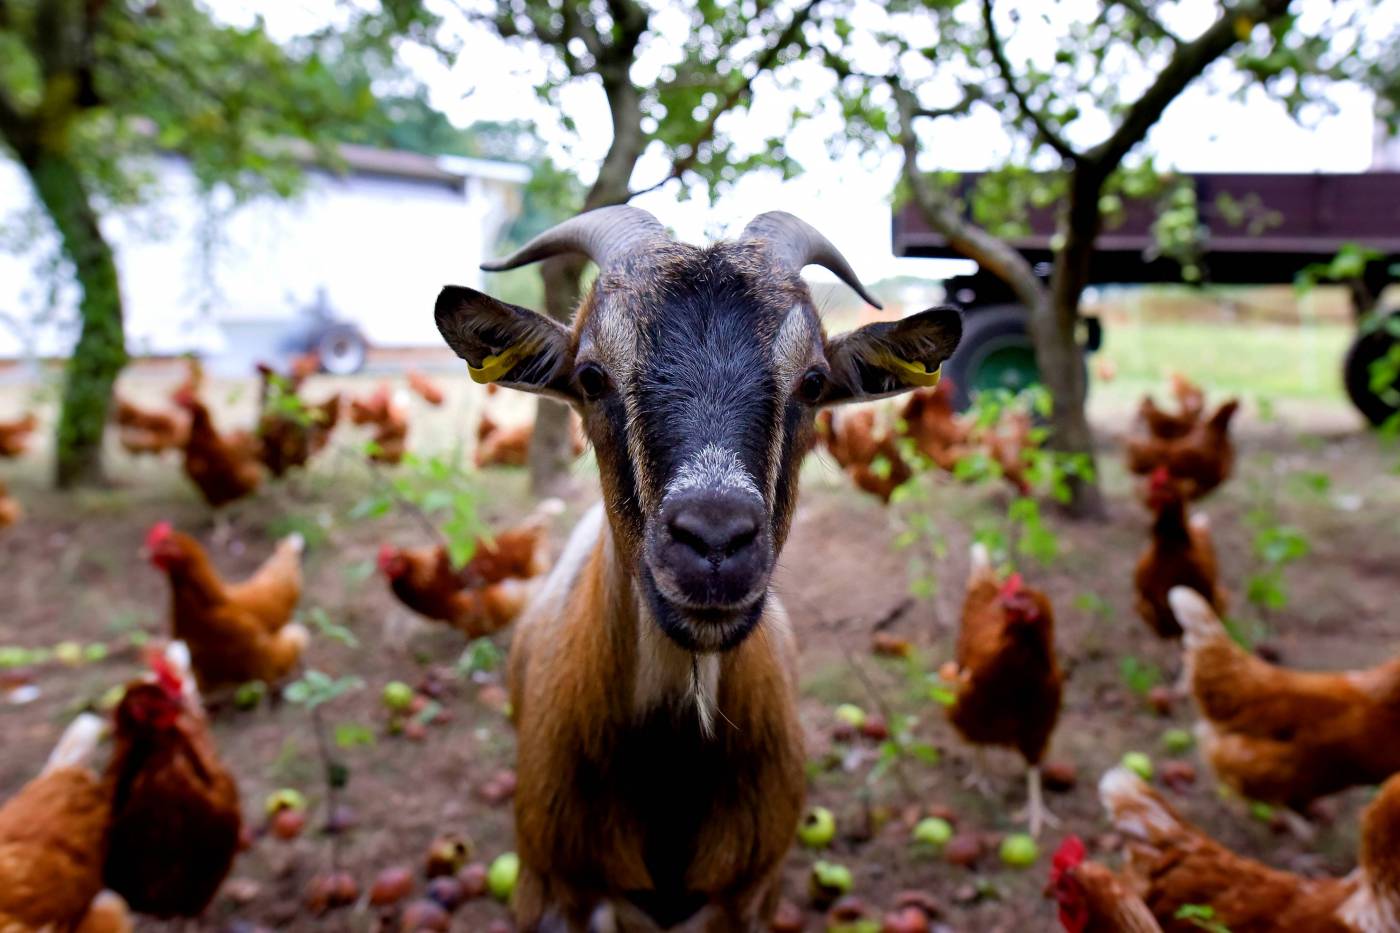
575, 362, 610, 401
798, 368, 828, 404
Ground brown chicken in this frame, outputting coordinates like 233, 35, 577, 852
407, 370, 446, 406
1173, 587, 1400, 812
0, 714, 132, 932
474, 411, 586, 469
942, 544, 1064, 836
146, 522, 308, 693
350, 384, 394, 425
175, 389, 264, 508
1126, 399, 1239, 499
0, 477, 20, 529
0, 412, 38, 458
257, 378, 341, 477
899, 379, 970, 471
981, 406, 1034, 494
114, 397, 189, 456
379, 520, 549, 635
475, 411, 531, 468
104, 645, 242, 919
816, 407, 912, 503
1047, 835, 1161, 933
350, 385, 410, 465
1133, 468, 1226, 639
1100, 763, 1400, 932
379, 544, 535, 636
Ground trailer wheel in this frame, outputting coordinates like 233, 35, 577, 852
939, 306, 1052, 409
1344, 307, 1400, 427
314, 324, 369, 375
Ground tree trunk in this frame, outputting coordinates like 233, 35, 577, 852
21, 150, 125, 488
1041, 169, 1107, 518
527, 74, 644, 496
527, 255, 586, 496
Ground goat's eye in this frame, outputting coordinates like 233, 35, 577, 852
798, 368, 828, 404
575, 362, 610, 401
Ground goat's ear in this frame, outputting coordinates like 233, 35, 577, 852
435, 286, 575, 399
823, 306, 963, 404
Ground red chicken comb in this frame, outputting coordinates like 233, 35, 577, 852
998, 572, 1025, 600
145, 521, 174, 553
377, 544, 399, 575
145, 646, 184, 699
1150, 465, 1171, 485
1050, 835, 1087, 882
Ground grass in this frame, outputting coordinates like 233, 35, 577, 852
1097, 320, 1352, 402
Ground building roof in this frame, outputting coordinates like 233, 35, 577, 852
335, 144, 531, 186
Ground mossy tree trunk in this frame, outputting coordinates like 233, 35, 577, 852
21, 150, 126, 488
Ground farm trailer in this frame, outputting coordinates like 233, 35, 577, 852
892, 172, 1400, 424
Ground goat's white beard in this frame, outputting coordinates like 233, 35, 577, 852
633, 613, 722, 738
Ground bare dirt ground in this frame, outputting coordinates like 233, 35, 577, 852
1, 367, 1398, 932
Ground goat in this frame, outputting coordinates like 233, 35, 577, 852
435, 207, 962, 931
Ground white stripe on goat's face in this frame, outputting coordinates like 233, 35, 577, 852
663, 444, 763, 506
577, 243, 824, 653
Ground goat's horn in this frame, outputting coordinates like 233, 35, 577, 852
741, 211, 883, 309
481, 205, 667, 273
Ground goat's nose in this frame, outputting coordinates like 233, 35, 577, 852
666, 492, 762, 563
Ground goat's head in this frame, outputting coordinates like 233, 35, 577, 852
436, 207, 961, 652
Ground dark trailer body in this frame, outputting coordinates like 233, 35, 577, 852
892, 172, 1400, 422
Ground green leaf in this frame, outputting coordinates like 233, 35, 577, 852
334, 722, 376, 748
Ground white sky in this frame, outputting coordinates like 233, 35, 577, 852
214, 0, 1394, 284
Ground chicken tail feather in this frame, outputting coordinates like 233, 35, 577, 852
1168, 586, 1224, 651
44, 712, 106, 774
1100, 766, 1184, 847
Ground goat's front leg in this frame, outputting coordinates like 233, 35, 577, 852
514, 864, 599, 933
700, 869, 785, 933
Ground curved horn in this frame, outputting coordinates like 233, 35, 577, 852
481, 205, 667, 273
741, 211, 883, 309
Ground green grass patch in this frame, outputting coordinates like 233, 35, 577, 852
1097, 321, 1351, 401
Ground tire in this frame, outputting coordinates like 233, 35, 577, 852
313, 324, 368, 375
1343, 307, 1400, 427
942, 305, 1043, 410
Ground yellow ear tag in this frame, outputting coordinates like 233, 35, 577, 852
885, 356, 942, 387
466, 342, 532, 385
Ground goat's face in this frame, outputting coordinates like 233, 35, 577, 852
436, 209, 960, 653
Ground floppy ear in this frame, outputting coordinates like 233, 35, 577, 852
434, 286, 575, 399
824, 306, 963, 404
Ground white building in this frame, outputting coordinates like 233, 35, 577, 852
0, 145, 529, 368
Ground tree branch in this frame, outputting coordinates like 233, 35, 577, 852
894, 84, 1048, 314
627, 0, 820, 198
981, 0, 1078, 161
1088, 0, 1292, 172
1112, 0, 1184, 45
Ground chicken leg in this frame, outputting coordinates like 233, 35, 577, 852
1016, 764, 1060, 838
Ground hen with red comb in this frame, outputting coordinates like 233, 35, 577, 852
943, 543, 1063, 837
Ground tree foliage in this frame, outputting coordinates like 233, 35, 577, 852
0, 0, 445, 486
812, 0, 1392, 515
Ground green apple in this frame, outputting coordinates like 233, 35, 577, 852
911, 816, 954, 848
1161, 728, 1194, 754
487, 852, 520, 901
796, 806, 836, 848
382, 680, 415, 712
265, 788, 307, 816
834, 703, 867, 729
54, 641, 83, 666
810, 860, 854, 897
999, 833, 1039, 868
1122, 751, 1154, 781
235, 681, 267, 710
83, 643, 108, 662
